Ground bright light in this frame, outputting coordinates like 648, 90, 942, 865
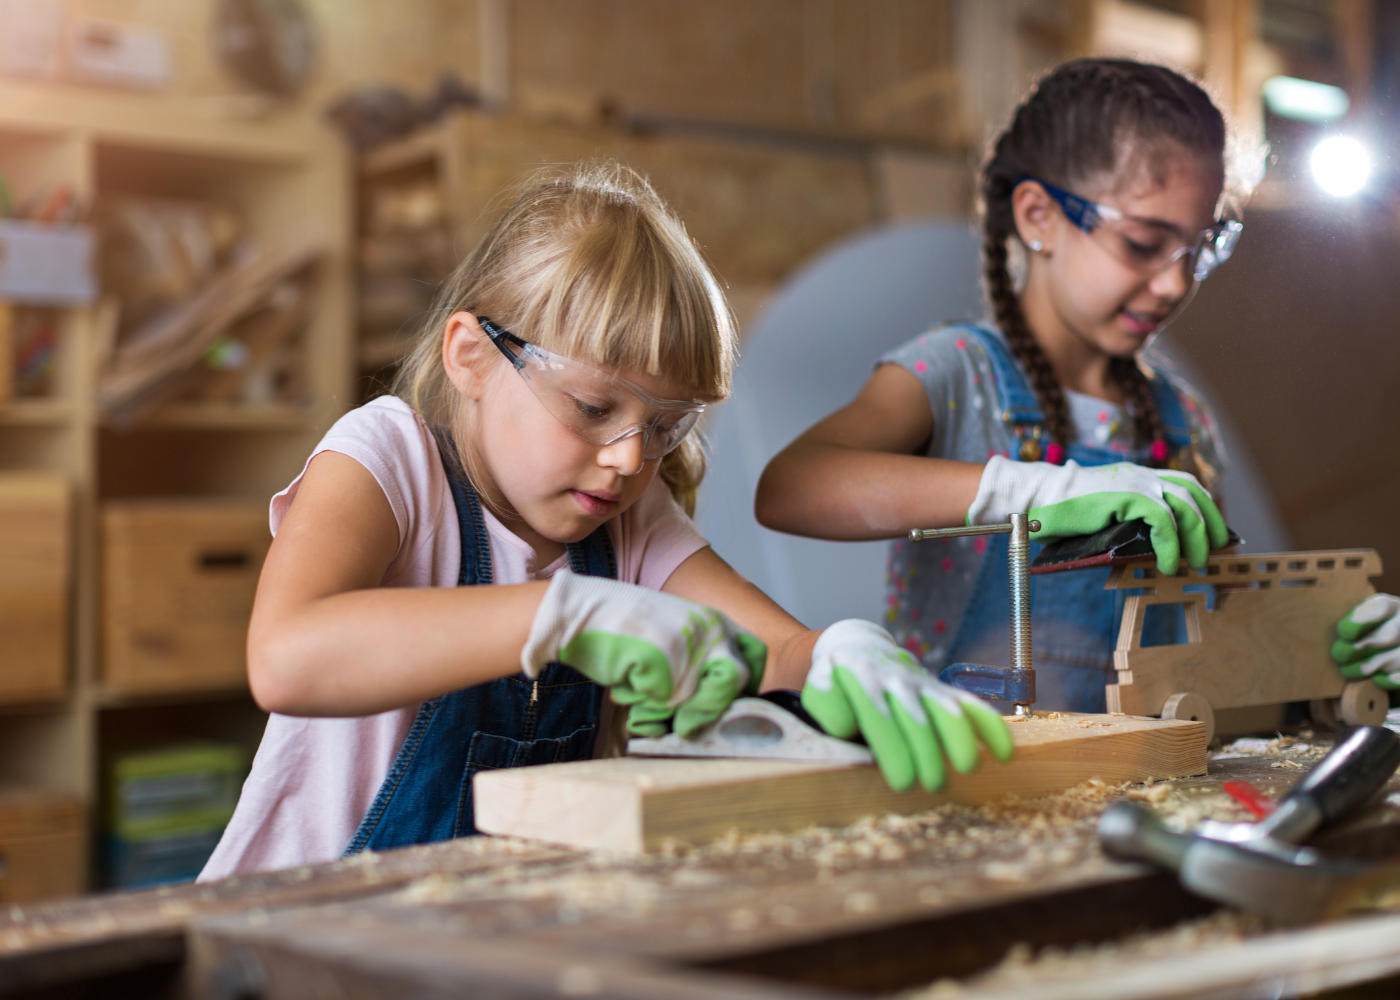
1310, 137, 1371, 197
1263, 76, 1350, 122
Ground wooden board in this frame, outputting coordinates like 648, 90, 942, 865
0, 472, 70, 703
101, 500, 270, 696
474, 713, 1207, 852
1106, 549, 1380, 717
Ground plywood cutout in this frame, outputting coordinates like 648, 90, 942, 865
1105, 550, 1380, 718
474, 712, 1207, 853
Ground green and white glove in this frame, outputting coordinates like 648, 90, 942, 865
1332, 594, 1400, 690
968, 455, 1229, 575
800, 619, 1014, 792
522, 568, 766, 738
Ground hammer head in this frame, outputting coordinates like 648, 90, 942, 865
1099, 801, 1400, 926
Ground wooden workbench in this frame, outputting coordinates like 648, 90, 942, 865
6, 735, 1400, 1000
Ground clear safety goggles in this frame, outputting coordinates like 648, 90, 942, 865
1025, 177, 1243, 283
481, 317, 706, 461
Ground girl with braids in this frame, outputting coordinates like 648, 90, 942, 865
757, 58, 1241, 713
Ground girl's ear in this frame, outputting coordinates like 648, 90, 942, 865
443, 311, 491, 397
1011, 181, 1056, 255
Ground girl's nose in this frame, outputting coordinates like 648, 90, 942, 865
1148, 255, 1193, 301
598, 432, 645, 477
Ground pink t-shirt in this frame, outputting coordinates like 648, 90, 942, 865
200, 395, 708, 881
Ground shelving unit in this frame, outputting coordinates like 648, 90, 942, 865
0, 81, 351, 896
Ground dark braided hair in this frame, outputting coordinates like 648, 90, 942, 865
980, 59, 1226, 463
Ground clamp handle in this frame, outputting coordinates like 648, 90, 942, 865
909, 515, 1041, 715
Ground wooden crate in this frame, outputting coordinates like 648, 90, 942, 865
102, 500, 270, 696
0, 472, 70, 703
0, 789, 84, 904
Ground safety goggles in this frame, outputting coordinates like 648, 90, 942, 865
1024, 177, 1243, 282
480, 318, 706, 461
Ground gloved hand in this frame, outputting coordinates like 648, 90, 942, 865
522, 568, 766, 737
968, 455, 1229, 575
800, 619, 1014, 792
1332, 594, 1400, 690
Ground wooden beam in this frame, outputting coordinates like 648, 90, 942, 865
474, 713, 1207, 853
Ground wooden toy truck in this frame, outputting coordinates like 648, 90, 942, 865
1104, 549, 1388, 743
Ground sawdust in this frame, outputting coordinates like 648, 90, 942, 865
896, 910, 1267, 997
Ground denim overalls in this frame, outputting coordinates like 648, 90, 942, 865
343, 430, 615, 854
942, 325, 1196, 713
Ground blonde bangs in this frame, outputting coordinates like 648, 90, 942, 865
392, 160, 736, 516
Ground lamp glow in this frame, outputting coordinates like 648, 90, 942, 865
1263, 76, 1350, 123
1310, 137, 1370, 197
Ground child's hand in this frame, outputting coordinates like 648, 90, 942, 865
1332, 594, 1400, 690
523, 569, 766, 738
800, 619, 1013, 792
968, 455, 1229, 575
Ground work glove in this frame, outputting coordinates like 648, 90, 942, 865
800, 619, 1014, 792
522, 568, 766, 738
1332, 594, 1400, 690
967, 455, 1229, 575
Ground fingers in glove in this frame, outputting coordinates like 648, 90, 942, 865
1377, 673, 1400, 692
733, 633, 769, 695
1161, 473, 1229, 551
1161, 491, 1210, 569
1137, 503, 1183, 576
1338, 645, 1400, 681
886, 685, 946, 791
626, 699, 674, 738
672, 656, 745, 739
834, 667, 916, 792
801, 663, 859, 740
1339, 595, 1400, 646
961, 696, 1015, 761
921, 694, 977, 775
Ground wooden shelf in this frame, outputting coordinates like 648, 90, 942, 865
116, 403, 312, 431
0, 92, 350, 900
0, 399, 74, 426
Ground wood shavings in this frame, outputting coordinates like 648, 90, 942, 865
896, 910, 1265, 997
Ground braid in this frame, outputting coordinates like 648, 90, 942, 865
1111, 355, 1167, 458
984, 236, 1074, 448
978, 58, 1226, 464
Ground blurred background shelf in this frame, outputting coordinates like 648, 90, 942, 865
0, 84, 349, 899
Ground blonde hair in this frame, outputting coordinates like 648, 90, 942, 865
392, 160, 736, 517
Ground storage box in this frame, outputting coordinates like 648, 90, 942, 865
0, 220, 96, 305
104, 743, 246, 889
0, 789, 85, 903
102, 500, 270, 695
0, 472, 70, 702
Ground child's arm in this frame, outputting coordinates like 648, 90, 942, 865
247, 451, 549, 717
755, 364, 984, 540
661, 546, 816, 691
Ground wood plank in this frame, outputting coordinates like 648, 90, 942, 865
474, 713, 1207, 852
1106, 550, 1380, 717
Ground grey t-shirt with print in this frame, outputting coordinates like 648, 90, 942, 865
876, 322, 1226, 673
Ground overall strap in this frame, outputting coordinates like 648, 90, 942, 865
1146, 373, 1194, 450
954, 323, 1048, 462
431, 426, 493, 585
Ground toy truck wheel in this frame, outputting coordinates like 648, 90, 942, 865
1340, 680, 1388, 727
1160, 692, 1215, 745
1309, 697, 1342, 730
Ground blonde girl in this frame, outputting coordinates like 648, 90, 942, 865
201, 163, 1010, 879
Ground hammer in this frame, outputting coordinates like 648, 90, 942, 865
1100, 726, 1400, 925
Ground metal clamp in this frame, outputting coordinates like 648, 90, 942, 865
908, 514, 1041, 715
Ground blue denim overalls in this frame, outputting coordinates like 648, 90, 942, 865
943, 325, 1196, 713
343, 430, 615, 854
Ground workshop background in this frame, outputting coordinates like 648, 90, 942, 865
0, 0, 1395, 903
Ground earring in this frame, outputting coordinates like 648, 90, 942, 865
1029, 240, 1044, 252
